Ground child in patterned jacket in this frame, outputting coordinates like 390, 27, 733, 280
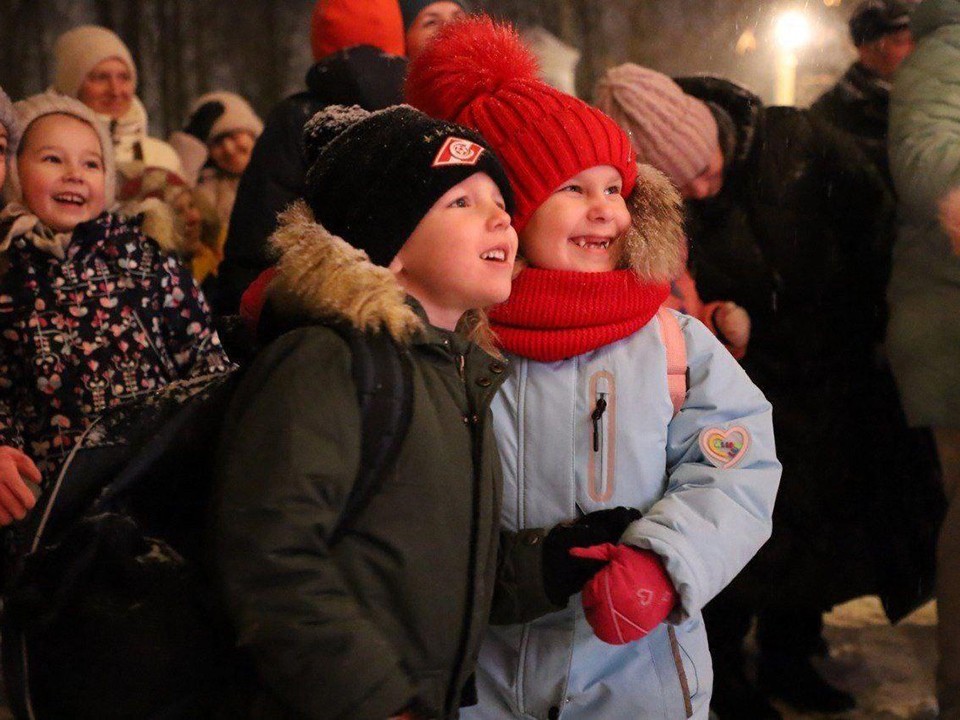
0, 92, 229, 528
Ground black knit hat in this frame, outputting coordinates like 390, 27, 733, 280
303, 104, 513, 267
849, 0, 911, 46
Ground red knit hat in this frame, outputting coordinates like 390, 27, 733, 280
405, 16, 637, 232
310, 0, 406, 61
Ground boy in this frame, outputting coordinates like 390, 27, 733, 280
213, 105, 519, 719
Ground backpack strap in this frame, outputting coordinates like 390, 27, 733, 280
657, 307, 688, 417
329, 327, 414, 544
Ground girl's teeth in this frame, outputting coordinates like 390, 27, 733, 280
481, 249, 506, 261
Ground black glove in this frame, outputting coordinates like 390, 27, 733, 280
542, 506, 642, 607
183, 101, 225, 143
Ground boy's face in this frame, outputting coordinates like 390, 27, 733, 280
209, 130, 255, 176
78, 57, 135, 120
389, 172, 517, 330
18, 114, 107, 233
406, 2, 467, 61
0, 126, 8, 191
520, 165, 630, 273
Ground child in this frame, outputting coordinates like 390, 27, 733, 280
0, 92, 229, 527
170, 91, 263, 232
406, 18, 781, 719
212, 104, 523, 720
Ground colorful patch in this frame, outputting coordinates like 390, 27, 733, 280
699, 426, 750, 469
432, 137, 485, 168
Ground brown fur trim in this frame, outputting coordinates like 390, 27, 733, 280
119, 198, 182, 255
620, 163, 686, 282
940, 187, 960, 256
268, 201, 422, 343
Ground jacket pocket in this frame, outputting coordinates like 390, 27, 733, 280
587, 371, 616, 502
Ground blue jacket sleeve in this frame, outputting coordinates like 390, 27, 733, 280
620, 313, 781, 619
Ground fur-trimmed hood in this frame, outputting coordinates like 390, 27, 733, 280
620, 162, 686, 282
263, 200, 423, 344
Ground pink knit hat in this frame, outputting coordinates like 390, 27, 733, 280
595, 64, 719, 190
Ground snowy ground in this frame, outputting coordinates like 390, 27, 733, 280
0, 597, 938, 719
776, 598, 939, 720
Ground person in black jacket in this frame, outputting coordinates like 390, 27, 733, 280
214, 0, 409, 314
810, 0, 915, 184
598, 67, 941, 719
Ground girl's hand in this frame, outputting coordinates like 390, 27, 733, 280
0, 446, 41, 525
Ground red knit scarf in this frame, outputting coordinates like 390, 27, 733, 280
489, 268, 670, 361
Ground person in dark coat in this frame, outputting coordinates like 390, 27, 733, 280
213, 0, 408, 314
598, 67, 941, 719
810, 0, 916, 183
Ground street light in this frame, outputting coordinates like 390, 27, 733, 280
773, 10, 813, 105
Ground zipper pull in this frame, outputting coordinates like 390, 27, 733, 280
591, 396, 607, 452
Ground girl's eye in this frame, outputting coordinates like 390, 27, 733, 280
85, 160, 103, 171
495, 200, 506, 211
449, 196, 469, 208
561, 184, 582, 194
42, 154, 62, 164
605, 185, 622, 195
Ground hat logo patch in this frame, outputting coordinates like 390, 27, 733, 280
433, 137, 485, 168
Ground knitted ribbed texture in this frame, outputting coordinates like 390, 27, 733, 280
405, 17, 637, 232
595, 63, 719, 190
489, 268, 669, 361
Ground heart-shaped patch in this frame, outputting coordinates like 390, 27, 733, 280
699, 426, 750, 469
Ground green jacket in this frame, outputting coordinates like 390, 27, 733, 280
887, 0, 960, 425
213, 203, 553, 720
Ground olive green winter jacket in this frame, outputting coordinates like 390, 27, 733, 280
212, 202, 555, 720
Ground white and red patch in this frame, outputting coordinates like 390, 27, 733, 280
432, 137, 485, 168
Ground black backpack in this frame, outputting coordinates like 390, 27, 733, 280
1, 325, 413, 720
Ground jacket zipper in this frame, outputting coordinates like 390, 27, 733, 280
587, 371, 616, 502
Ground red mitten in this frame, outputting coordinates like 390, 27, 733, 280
570, 543, 678, 645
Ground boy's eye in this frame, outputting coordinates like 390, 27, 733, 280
495, 200, 506, 211
448, 196, 469, 208
84, 160, 103, 171
42, 154, 62, 164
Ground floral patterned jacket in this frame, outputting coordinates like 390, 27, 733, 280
0, 211, 231, 487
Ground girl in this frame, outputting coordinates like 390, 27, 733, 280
406, 18, 781, 719
0, 92, 229, 527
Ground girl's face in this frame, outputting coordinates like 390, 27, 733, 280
0, 126, 8, 191
209, 131, 255, 176
519, 165, 631, 273
18, 114, 107, 233
390, 172, 517, 331
78, 57, 135, 120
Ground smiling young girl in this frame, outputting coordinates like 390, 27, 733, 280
407, 18, 782, 719
0, 92, 229, 528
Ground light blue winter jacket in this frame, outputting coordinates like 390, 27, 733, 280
465, 311, 781, 720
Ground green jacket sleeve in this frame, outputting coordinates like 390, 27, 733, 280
890, 34, 960, 222
489, 528, 564, 625
213, 327, 415, 720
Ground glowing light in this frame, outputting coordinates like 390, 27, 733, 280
774, 10, 813, 52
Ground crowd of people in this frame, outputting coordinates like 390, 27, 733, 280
0, 0, 956, 718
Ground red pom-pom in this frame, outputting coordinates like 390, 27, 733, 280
405, 15, 541, 122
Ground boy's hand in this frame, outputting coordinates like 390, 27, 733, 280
713, 302, 751, 350
571, 543, 677, 645
0, 446, 41, 526
542, 507, 641, 606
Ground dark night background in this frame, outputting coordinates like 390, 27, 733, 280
0, 0, 858, 136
